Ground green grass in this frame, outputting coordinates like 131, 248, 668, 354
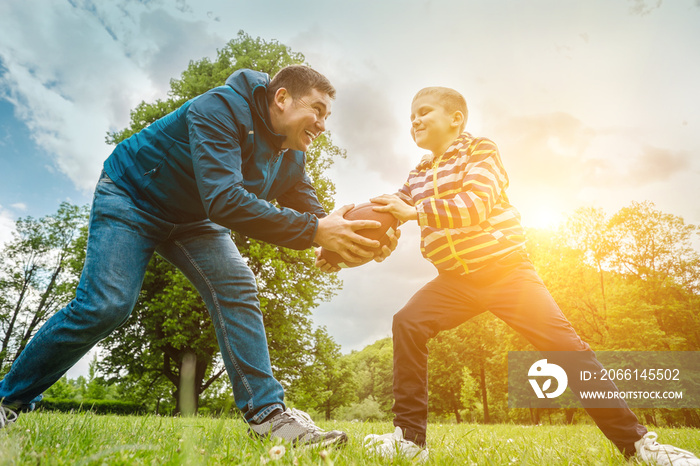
0, 412, 698, 465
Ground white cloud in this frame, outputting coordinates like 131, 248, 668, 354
0, 0, 221, 192
313, 224, 436, 353
0, 205, 16, 247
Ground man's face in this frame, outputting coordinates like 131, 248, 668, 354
410, 94, 459, 155
274, 88, 332, 151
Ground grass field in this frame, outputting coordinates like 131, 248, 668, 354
0, 411, 698, 465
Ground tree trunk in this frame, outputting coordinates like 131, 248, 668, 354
564, 408, 576, 424
178, 352, 198, 416
480, 363, 490, 423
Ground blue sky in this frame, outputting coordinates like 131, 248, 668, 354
1, 0, 699, 376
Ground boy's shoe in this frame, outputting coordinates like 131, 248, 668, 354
364, 426, 429, 463
0, 406, 18, 428
249, 408, 347, 447
635, 432, 700, 465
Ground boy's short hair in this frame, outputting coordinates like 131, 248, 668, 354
268, 65, 336, 101
413, 86, 468, 131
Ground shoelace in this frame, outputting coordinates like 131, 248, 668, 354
0, 406, 18, 428
639, 433, 697, 460
287, 408, 323, 433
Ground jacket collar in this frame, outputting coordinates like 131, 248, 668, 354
416, 132, 473, 169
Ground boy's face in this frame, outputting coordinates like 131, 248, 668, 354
410, 94, 462, 156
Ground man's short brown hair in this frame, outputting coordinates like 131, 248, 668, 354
268, 65, 336, 101
413, 86, 468, 131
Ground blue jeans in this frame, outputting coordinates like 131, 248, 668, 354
0, 172, 285, 423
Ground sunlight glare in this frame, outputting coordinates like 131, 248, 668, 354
522, 207, 563, 230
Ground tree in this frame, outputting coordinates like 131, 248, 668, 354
287, 327, 356, 420
99, 255, 226, 414
343, 338, 394, 414
98, 32, 344, 412
0, 202, 88, 372
563, 207, 614, 312
428, 314, 514, 424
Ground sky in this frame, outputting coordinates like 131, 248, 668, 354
1, 0, 699, 378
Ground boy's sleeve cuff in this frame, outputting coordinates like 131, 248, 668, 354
416, 201, 430, 227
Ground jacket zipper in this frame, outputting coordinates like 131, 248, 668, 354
432, 154, 470, 274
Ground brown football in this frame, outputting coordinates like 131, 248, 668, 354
318, 202, 399, 268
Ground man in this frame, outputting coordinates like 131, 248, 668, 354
0, 65, 386, 446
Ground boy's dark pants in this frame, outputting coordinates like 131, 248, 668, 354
392, 251, 647, 455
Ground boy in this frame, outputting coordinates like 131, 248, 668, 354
364, 86, 700, 464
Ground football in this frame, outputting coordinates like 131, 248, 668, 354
318, 202, 399, 268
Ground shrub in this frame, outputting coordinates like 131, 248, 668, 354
39, 398, 146, 415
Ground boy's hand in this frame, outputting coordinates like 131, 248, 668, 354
315, 204, 381, 265
373, 227, 401, 263
371, 194, 418, 223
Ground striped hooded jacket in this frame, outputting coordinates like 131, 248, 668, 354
398, 132, 526, 275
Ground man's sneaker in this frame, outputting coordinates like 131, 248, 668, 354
364, 426, 429, 463
635, 432, 700, 465
249, 408, 347, 447
0, 406, 18, 428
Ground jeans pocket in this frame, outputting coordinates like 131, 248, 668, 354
99, 170, 114, 183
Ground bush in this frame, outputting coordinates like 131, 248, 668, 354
337, 396, 387, 421
39, 398, 146, 415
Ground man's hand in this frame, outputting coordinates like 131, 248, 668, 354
370, 194, 418, 223
314, 204, 381, 266
315, 248, 341, 273
314, 203, 403, 273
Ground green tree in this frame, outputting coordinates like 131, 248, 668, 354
0, 202, 89, 372
563, 207, 614, 312
98, 255, 225, 414
98, 32, 344, 412
428, 314, 514, 424
43, 376, 78, 400
287, 327, 356, 420
343, 337, 394, 414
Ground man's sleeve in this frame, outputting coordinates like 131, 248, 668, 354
416, 138, 509, 229
186, 91, 319, 250
276, 171, 328, 219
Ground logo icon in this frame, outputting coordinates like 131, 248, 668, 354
528, 359, 568, 398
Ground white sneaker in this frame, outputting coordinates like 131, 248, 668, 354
249, 408, 347, 447
0, 406, 18, 428
364, 426, 429, 463
635, 432, 700, 465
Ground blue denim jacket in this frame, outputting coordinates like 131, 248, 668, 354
103, 69, 326, 250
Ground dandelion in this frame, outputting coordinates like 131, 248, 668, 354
268, 445, 286, 460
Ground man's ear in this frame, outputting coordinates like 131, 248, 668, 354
273, 88, 291, 111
